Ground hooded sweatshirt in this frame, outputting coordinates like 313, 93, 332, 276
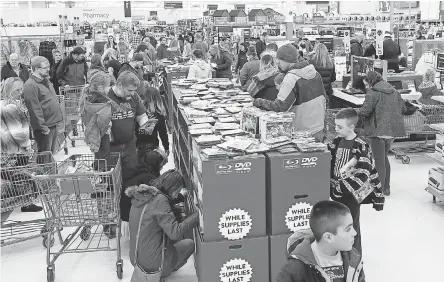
359, 80, 406, 138
126, 184, 199, 271
253, 60, 326, 134
275, 230, 365, 282
187, 59, 212, 79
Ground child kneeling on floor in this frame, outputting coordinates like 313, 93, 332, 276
275, 201, 364, 282
329, 108, 384, 254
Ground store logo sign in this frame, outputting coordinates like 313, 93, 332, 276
216, 162, 252, 174
284, 157, 318, 169
234, 162, 251, 173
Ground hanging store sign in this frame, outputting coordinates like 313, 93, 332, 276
132, 15, 145, 21
294, 16, 304, 24
313, 15, 324, 24
343, 30, 351, 54
124, 1, 131, 18
376, 29, 384, 56
164, 1, 183, 9
255, 16, 267, 25
235, 4, 246, 10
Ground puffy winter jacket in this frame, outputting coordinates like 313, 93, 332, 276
187, 60, 212, 79
240, 59, 261, 92
127, 184, 199, 272
253, 60, 326, 134
211, 49, 233, 79
275, 230, 365, 282
311, 63, 336, 96
350, 39, 363, 58
359, 80, 407, 138
23, 75, 63, 132
56, 54, 88, 86
0, 100, 31, 154
235, 51, 248, 73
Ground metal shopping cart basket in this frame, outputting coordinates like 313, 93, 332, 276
1, 151, 62, 248
390, 103, 444, 164
59, 85, 85, 149
32, 153, 123, 282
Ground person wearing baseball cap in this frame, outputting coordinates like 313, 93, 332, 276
56, 46, 88, 87
253, 43, 326, 142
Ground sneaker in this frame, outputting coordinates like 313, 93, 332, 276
103, 224, 116, 239
21, 204, 43, 212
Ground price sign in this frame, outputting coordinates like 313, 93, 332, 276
285, 202, 312, 232
218, 208, 252, 240
220, 259, 252, 282
376, 29, 384, 56
343, 30, 351, 54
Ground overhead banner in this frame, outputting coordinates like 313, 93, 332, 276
343, 30, 351, 54
82, 8, 124, 22
124, 1, 131, 18
164, 1, 183, 9
376, 29, 384, 56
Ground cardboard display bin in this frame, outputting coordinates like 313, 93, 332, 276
265, 151, 331, 236
269, 233, 293, 282
194, 229, 269, 282
195, 154, 267, 242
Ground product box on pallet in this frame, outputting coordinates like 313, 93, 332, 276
269, 233, 293, 282
265, 151, 331, 236
428, 167, 444, 193
191, 154, 267, 242
194, 229, 269, 282
435, 133, 444, 154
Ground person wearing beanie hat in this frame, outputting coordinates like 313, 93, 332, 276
253, 43, 327, 142
56, 46, 88, 87
239, 46, 261, 91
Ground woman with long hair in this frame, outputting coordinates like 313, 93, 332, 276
87, 53, 106, 82
1, 77, 44, 212
182, 36, 193, 58
247, 53, 279, 101
136, 81, 169, 159
101, 48, 121, 79
105, 35, 117, 51
126, 169, 198, 279
50, 50, 63, 95
310, 43, 336, 106
178, 34, 185, 53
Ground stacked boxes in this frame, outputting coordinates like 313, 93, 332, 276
265, 151, 331, 281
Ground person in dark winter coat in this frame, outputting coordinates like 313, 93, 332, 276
156, 37, 169, 60
49, 50, 62, 95
1, 53, 30, 82
239, 46, 261, 91
418, 68, 444, 105
127, 170, 199, 278
235, 43, 248, 74
118, 54, 145, 96
192, 33, 209, 61
363, 42, 376, 58
255, 32, 268, 58
359, 71, 406, 196
275, 201, 365, 282
381, 34, 401, 73
350, 33, 364, 59
247, 53, 279, 101
309, 43, 336, 98
56, 47, 88, 87
209, 44, 233, 79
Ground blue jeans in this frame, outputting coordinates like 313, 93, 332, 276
369, 137, 394, 193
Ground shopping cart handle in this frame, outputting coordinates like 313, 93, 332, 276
294, 194, 308, 199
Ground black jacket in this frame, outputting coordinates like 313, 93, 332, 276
363, 44, 376, 58
157, 44, 169, 60
211, 48, 233, 79
50, 60, 62, 95
105, 59, 121, 80
235, 51, 248, 73
1, 62, 29, 82
350, 39, 363, 58
255, 40, 267, 58
136, 111, 169, 152
311, 64, 336, 96
255, 74, 279, 101
381, 39, 401, 72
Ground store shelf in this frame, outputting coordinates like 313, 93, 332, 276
425, 187, 444, 203
425, 153, 444, 166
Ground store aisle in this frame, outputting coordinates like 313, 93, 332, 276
1, 142, 444, 282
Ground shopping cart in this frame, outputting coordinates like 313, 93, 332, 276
391, 103, 444, 164
59, 85, 85, 148
32, 153, 123, 282
1, 151, 62, 248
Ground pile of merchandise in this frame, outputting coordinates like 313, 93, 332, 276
174, 78, 327, 159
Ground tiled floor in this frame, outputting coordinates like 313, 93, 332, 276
2, 140, 444, 282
